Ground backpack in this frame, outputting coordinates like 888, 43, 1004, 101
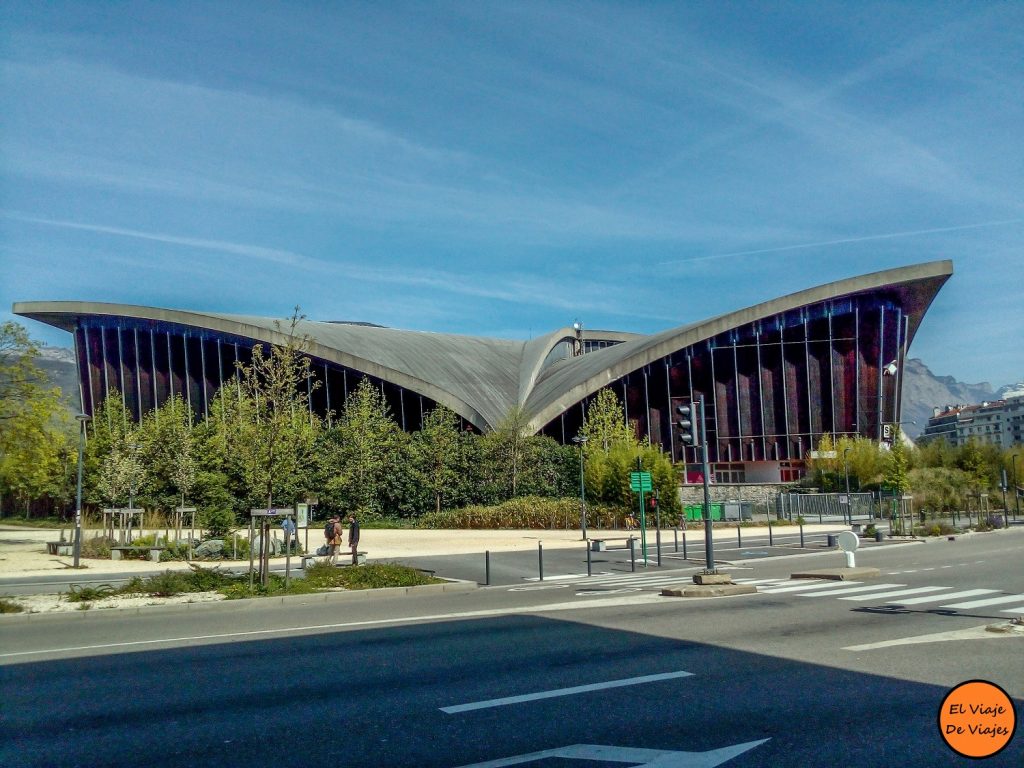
324, 521, 336, 541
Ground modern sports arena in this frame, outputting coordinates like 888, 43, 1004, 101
14, 260, 952, 484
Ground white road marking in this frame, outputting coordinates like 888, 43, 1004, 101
888, 589, 997, 606
943, 594, 1024, 609
797, 583, 906, 597
453, 739, 770, 767
840, 586, 949, 602
759, 581, 860, 594
0, 593, 667, 660
843, 625, 1010, 651
440, 670, 694, 714
1001, 606, 1024, 614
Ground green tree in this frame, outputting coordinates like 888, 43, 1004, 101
322, 378, 402, 518
412, 405, 464, 515
231, 308, 322, 510
884, 428, 910, 496
580, 388, 635, 453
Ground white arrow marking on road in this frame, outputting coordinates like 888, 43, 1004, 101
843, 625, 1014, 651
453, 739, 770, 767
441, 670, 694, 714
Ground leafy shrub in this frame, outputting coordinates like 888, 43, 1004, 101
337, 563, 442, 590
0, 598, 24, 614
65, 583, 118, 602
80, 536, 114, 559
418, 496, 630, 529
199, 507, 236, 539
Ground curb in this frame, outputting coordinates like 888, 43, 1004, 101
0, 579, 478, 623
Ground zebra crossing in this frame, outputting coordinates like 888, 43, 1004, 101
734, 577, 1024, 614
518, 571, 1024, 615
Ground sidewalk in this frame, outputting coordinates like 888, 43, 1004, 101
0, 522, 856, 580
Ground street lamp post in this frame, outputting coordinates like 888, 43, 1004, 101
73, 414, 91, 568
128, 442, 140, 542
1013, 454, 1020, 521
843, 446, 852, 525
572, 435, 588, 539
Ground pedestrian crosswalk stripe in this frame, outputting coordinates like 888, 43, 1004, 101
942, 593, 1024, 609
734, 578, 791, 586
759, 581, 862, 594
797, 583, 906, 597
841, 586, 950, 602
1000, 606, 1024, 614
888, 589, 998, 606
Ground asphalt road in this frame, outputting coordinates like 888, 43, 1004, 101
1, 529, 1022, 767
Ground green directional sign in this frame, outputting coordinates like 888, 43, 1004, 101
629, 471, 653, 492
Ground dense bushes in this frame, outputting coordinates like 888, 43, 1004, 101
418, 496, 634, 529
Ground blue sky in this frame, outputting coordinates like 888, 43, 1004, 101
2, 1, 1021, 388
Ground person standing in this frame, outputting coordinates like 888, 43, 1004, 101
325, 515, 342, 565
347, 513, 361, 565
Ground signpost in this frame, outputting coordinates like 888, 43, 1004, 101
629, 468, 653, 565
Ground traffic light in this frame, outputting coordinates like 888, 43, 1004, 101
649, 495, 657, 510
676, 403, 698, 446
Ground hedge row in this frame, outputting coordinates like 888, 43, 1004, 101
418, 496, 638, 529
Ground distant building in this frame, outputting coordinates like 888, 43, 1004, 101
922, 397, 1024, 448
15, 260, 953, 484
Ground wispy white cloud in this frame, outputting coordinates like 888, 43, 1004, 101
658, 218, 1024, 265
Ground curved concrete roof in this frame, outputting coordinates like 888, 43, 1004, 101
13, 259, 952, 434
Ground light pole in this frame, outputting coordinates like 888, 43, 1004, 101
73, 414, 91, 568
572, 435, 588, 539
1013, 454, 1020, 520
843, 446, 852, 524
128, 442, 140, 542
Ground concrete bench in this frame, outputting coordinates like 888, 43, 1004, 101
47, 541, 72, 555
589, 537, 636, 552
110, 546, 166, 562
301, 551, 367, 569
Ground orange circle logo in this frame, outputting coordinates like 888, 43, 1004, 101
939, 680, 1017, 758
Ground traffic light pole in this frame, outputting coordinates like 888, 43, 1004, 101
698, 395, 716, 574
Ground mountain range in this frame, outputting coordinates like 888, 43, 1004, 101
35, 347, 1019, 439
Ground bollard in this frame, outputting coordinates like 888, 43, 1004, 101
768, 521, 773, 547
586, 541, 592, 577
656, 526, 662, 566
674, 528, 679, 553
538, 541, 544, 581
629, 537, 637, 572
682, 528, 688, 560
737, 523, 742, 548
485, 550, 491, 586
800, 523, 805, 548
827, 534, 838, 548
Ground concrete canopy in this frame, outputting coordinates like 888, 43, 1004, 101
13, 259, 952, 435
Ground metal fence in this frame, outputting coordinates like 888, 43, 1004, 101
776, 492, 874, 523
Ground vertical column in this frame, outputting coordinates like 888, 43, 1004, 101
732, 336, 742, 450
876, 306, 886, 440
167, 331, 174, 401
827, 309, 836, 436
133, 328, 143, 421
183, 333, 193, 426
324, 363, 332, 427
780, 322, 791, 460
804, 311, 813, 446
665, 359, 674, 461
150, 330, 159, 423
83, 325, 97, 417
399, 387, 406, 431
116, 327, 127, 428
854, 303, 860, 435
200, 336, 209, 419
756, 324, 767, 459
642, 368, 651, 445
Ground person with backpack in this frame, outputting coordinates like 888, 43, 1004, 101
324, 515, 342, 565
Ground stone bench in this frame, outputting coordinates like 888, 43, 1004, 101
301, 551, 368, 569
110, 546, 166, 562
589, 537, 637, 552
